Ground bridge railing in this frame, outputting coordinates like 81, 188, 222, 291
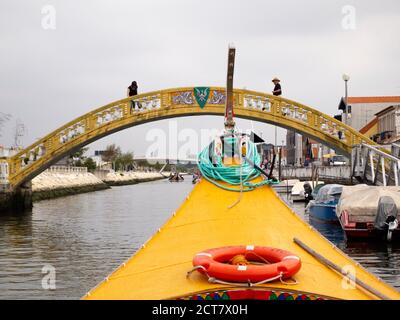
45, 166, 88, 174
5, 87, 375, 188
352, 143, 400, 186
239, 90, 355, 145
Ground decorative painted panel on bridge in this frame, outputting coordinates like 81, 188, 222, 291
172, 88, 226, 107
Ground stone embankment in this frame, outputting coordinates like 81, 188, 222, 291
32, 166, 108, 201
31, 166, 166, 202
93, 169, 166, 186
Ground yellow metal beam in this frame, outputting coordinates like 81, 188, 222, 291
6, 87, 375, 188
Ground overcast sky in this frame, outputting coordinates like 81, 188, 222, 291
1, 0, 399, 156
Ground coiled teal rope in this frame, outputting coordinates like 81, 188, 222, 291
197, 136, 274, 192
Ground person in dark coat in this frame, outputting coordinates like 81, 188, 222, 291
127, 81, 138, 97
303, 182, 313, 203
272, 77, 282, 96
128, 81, 139, 112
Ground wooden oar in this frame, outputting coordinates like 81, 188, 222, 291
293, 237, 390, 300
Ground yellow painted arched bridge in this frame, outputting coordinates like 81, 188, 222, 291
3, 87, 375, 188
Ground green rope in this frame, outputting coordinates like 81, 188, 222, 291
197, 136, 276, 192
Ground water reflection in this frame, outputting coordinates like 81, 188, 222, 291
0, 179, 194, 299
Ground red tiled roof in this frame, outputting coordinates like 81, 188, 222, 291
348, 96, 400, 104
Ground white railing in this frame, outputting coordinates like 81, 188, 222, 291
0, 161, 9, 184
352, 143, 400, 186
45, 166, 88, 174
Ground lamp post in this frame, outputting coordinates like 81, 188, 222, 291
342, 74, 350, 125
342, 74, 352, 183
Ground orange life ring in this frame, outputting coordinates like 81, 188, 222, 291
192, 246, 301, 283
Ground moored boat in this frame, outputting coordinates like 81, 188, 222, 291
337, 185, 400, 241
311, 183, 325, 199
306, 184, 342, 223
272, 179, 299, 194
169, 172, 184, 182
291, 180, 324, 202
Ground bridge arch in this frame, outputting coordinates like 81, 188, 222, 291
3, 87, 375, 188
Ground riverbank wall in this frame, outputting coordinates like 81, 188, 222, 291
93, 169, 167, 186
32, 166, 109, 201
31, 166, 166, 202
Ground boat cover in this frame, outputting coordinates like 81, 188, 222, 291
337, 185, 400, 223
374, 196, 398, 230
314, 184, 343, 204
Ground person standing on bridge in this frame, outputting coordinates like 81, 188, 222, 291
270, 77, 282, 175
272, 77, 282, 96
127, 81, 138, 97
128, 81, 139, 113
262, 77, 282, 112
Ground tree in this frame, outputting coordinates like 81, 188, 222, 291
69, 147, 89, 166
83, 157, 97, 172
70, 147, 89, 160
136, 160, 148, 168
115, 152, 134, 171
101, 144, 121, 163
154, 161, 162, 171
74, 159, 83, 167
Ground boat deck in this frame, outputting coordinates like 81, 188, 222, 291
84, 179, 400, 300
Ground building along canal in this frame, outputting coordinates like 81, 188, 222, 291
0, 179, 400, 299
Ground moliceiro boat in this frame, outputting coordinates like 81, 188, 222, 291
84, 47, 400, 300
337, 185, 400, 241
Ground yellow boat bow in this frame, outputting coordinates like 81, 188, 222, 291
84, 179, 400, 300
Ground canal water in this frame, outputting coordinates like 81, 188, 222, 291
0, 179, 399, 299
